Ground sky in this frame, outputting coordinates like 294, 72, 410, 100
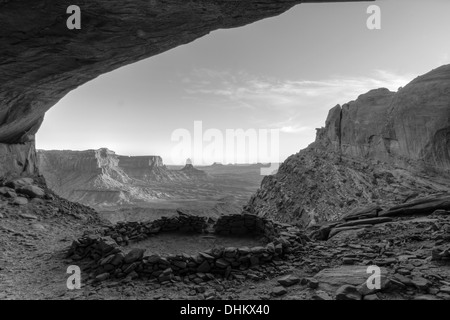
36, 0, 450, 165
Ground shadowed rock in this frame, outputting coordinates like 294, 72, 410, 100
379, 194, 450, 217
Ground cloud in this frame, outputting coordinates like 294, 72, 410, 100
279, 125, 312, 133
181, 67, 415, 133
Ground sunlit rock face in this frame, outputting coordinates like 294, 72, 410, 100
0, 0, 363, 177
38, 148, 208, 207
317, 65, 450, 172
383, 65, 450, 171
247, 65, 450, 226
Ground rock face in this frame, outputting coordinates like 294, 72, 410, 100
38, 148, 208, 207
0, 0, 363, 178
385, 66, 450, 170
117, 155, 188, 182
181, 159, 209, 180
317, 65, 450, 172
246, 66, 450, 226
0, 142, 38, 178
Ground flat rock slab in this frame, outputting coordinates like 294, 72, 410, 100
272, 286, 287, 296
335, 284, 362, 300
380, 195, 450, 217
314, 266, 388, 292
19, 213, 38, 220
13, 197, 29, 206
335, 217, 393, 228
277, 274, 300, 287
342, 205, 381, 221
17, 185, 45, 198
328, 225, 372, 239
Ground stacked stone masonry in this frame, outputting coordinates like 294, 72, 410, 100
67, 213, 309, 284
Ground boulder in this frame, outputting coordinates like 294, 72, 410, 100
0, 186, 14, 195
363, 294, 380, 301
5, 178, 34, 189
335, 285, 362, 300
0, 187, 17, 198
314, 266, 388, 292
277, 275, 300, 287
13, 197, 28, 205
197, 261, 211, 273
19, 213, 38, 220
17, 185, 45, 198
312, 290, 332, 300
215, 258, 230, 269
380, 195, 450, 217
272, 286, 287, 297
95, 273, 110, 282
124, 248, 145, 264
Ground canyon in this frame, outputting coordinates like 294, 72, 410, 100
38, 148, 208, 206
38, 148, 265, 222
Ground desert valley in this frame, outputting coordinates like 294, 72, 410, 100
38, 148, 268, 223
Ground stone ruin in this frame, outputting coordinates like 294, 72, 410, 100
67, 212, 309, 284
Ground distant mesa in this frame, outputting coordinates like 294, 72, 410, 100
181, 158, 209, 179
208, 162, 276, 169
37, 149, 208, 208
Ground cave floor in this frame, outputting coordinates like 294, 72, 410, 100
1, 195, 450, 300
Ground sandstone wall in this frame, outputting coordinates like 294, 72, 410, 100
316, 65, 450, 173
383, 66, 450, 170
38, 150, 104, 174
118, 155, 164, 169
247, 65, 450, 226
0, 142, 38, 179
37, 148, 210, 206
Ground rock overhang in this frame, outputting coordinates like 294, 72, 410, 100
0, 0, 371, 144
0, 0, 374, 178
